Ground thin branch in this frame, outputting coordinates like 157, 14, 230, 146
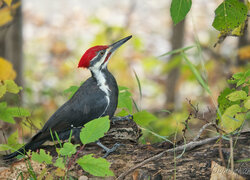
117, 136, 219, 179
192, 122, 214, 141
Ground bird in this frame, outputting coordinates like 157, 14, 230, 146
3, 35, 132, 160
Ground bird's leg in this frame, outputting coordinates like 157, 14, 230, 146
96, 140, 122, 158
111, 114, 133, 124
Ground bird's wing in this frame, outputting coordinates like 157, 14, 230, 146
41, 77, 108, 134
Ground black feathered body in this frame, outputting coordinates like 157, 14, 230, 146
3, 68, 118, 160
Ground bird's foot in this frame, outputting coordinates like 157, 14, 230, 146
111, 114, 133, 124
96, 141, 123, 158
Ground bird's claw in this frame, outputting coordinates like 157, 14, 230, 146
102, 143, 123, 158
111, 115, 133, 124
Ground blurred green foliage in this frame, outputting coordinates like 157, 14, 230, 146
218, 70, 250, 133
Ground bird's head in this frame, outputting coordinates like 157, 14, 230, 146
78, 35, 132, 70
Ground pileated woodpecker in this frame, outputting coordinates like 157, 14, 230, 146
3, 35, 132, 160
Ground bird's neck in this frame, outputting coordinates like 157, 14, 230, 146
90, 68, 111, 95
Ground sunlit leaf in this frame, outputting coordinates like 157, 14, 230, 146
59, 142, 79, 157
228, 70, 250, 87
116, 109, 130, 117
244, 97, 250, 109
0, 102, 30, 123
54, 168, 65, 177
117, 86, 133, 113
32, 149, 52, 164
0, 102, 15, 123
133, 110, 158, 126
0, 131, 23, 151
4, 0, 12, 7
217, 88, 239, 119
221, 104, 244, 132
77, 154, 114, 177
170, 0, 192, 25
0, 84, 7, 98
0, 57, 16, 81
80, 116, 110, 144
0, 7, 13, 26
7, 107, 30, 117
54, 157, 65, 169
4, 80, 22, 94
226, 90, 247, 101
246, 111, 250, 120
212, 0, 248, 32
231, 21, 247, 36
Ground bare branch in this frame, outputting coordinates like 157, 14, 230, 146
117, 136, 220, 179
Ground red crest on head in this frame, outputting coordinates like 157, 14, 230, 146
78, 45, 109, 68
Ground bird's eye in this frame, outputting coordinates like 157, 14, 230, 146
100, 51, 105, 55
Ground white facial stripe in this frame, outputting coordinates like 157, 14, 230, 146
89, 50, 112, 117
89, 50, 108, 70
102, 52, 114, 68
90, 66, 111, 117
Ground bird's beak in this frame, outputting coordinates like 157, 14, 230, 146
108, 35, 132, 53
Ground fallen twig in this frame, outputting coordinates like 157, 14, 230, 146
193, 122, 214, 141
117, 135, 220, 179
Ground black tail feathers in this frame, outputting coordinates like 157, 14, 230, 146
2, 132, 45, 161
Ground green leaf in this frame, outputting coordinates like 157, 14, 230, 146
212, 0, 248, 32
133, 110, 158, 126
221, 104, 244, 132
244, 97, 250, 109
217, 88, 239, 118
170, 0, 192, 25
236, 76, 247, 87
236, 158, 250, 163
0, 131, 23, 151
54, 157, 65, 169
0, 102, 15, 123
0, 84, 7, 98
4, 80, 22, 94
233, 72, 244, 79
80, 116, 110, 145
226, 90, 247, 101
182, 52, 211, 94
246, 111, 250, 120
228, 70, 250, 87
7, 131, 23, 151
77, 154, 114, 177
31, 149, 52, 164
59, 142, 79, 157
63, 85, 79, 99
7, 107, 30, 117
118, 86, 133, 113
242, 86, 249, 94
116, 109, 130, 117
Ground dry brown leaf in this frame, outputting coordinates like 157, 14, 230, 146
0, 159, 46, 179
132, 169, 139, 180
210, 161, 246, 180
54, 168, 65, 177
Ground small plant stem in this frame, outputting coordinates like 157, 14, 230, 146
229, 136, 234, 180
67, 145, 85, 169
218, 138, 226, 167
